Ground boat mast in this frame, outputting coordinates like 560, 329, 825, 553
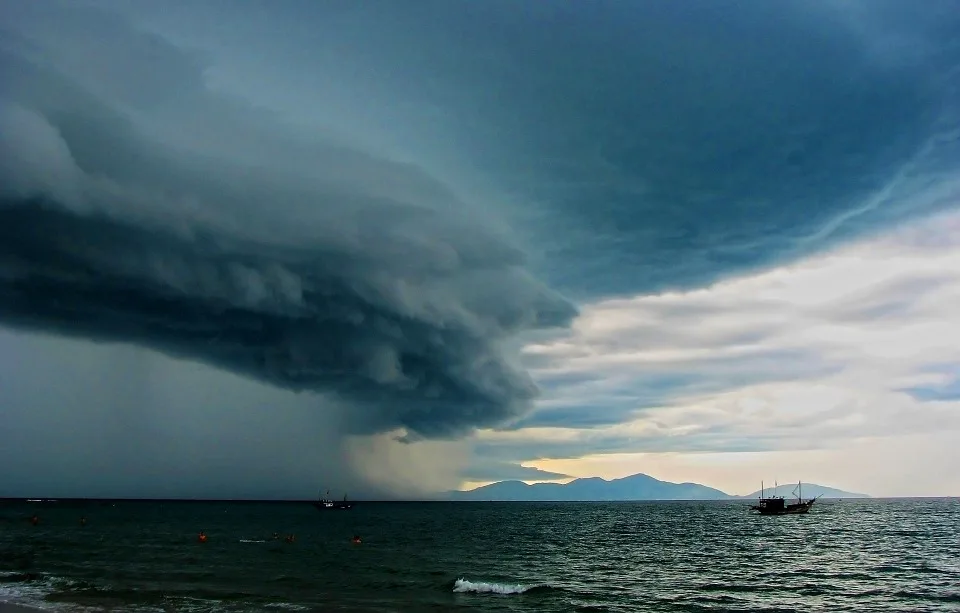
761, 480, 764, 499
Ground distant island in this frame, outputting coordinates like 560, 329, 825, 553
447, 473, 870, 501
736, 483, 869, 500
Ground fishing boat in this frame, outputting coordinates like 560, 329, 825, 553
313, 490, 353, 510
750, 481, 818, 515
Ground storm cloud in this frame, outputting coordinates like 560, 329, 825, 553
2, 0, 959, 496
0, 2, 576, 441
122, 0, 960, 299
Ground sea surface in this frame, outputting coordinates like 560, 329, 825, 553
1, 498, 958, 612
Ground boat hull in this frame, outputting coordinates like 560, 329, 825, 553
312, 501, 353, 510
750, 481, 819, 515
751, 500, 815, 515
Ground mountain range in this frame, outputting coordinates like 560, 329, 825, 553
447, 473, 869, 501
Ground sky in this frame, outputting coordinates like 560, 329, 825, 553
1, 0, 959, 498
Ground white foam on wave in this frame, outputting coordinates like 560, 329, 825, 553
0, 573, 163, 612
262, 603, 311, 611
0, 571, 60, 611
453, 578, 534, 595
239, 539, 266, 543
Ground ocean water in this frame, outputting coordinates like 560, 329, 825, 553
1, 498, 958, 612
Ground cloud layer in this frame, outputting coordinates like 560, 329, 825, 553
474, 211, 960, 494
86, 0, 960, 299
164, 0, 960, 299
0, 3, 575, 441
2, 0, 959, 496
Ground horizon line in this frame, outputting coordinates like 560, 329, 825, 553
3, 496, 957, 503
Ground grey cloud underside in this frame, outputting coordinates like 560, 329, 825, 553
474, 432, 780, 467
0, 29, 575, 439
514, 347, 841, 431
0, 203, 567, 439
473, 400, 920, 465
3, 0, 960, 456
474, 1, 960, 298
169, 0, 960, 299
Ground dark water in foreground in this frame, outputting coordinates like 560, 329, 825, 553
1, 499, 958, 612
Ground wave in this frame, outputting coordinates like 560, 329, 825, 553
261, 603, 311, 611
452, 577, 549, 595
239, 539, 266, 543
0, 570, 66, 611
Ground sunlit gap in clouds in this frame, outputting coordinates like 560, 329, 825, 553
476, 210, 960, 497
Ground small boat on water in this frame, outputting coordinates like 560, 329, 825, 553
750, 481, 819, 515
313, 490, 353, 510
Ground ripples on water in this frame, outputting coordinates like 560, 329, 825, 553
1, 498, 957, 612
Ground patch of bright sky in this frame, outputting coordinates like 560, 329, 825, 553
467, 209, 960, 497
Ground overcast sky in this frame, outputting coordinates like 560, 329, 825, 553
1, 0, 958, 498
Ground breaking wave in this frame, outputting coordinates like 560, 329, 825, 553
452, 577, 550, 595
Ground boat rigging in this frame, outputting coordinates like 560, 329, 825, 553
313, 489, 353, 510
750, 480, 819, 515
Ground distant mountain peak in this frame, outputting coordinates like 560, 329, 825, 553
738, 483, 870, 499
448, 473, 869, 502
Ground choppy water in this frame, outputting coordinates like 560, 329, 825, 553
1, 498, 958, 612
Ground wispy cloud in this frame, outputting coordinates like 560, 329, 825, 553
473, 211, 960, 495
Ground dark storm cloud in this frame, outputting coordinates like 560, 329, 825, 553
139, 0, 959, 299
3, 0, 960, 493
464, 0, 960, 298
0, 3, 576, 440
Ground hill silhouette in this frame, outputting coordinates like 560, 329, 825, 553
737, 483, 870, 500
448, 473, 869, 501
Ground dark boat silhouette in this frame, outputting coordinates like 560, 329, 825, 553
313, 490, 353, 510
750, 481, 819, 515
